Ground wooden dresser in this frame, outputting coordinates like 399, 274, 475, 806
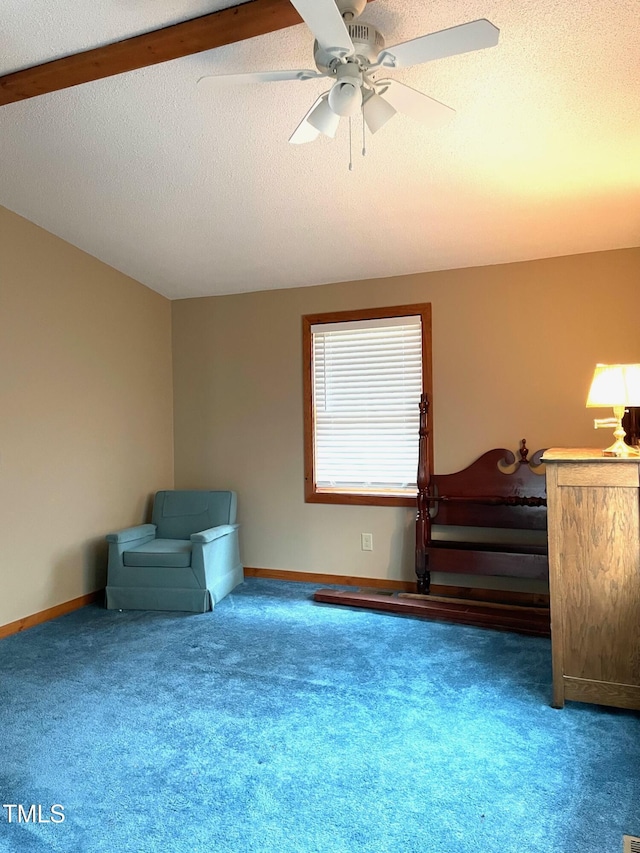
543, 449, 640, 710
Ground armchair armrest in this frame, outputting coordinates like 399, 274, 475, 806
106, 524, 157, 544
191, 524, 239, 544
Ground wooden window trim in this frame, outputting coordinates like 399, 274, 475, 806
302, 303, 433, 507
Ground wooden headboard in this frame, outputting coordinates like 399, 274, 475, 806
415, 394, 548, 595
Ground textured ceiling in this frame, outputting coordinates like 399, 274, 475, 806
1, 0, 639, 299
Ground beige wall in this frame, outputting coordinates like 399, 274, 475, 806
0, 207, 174, 626
6, 205, 635, 621
172, 247, 640, 584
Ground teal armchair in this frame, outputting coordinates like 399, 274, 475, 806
105, 490, 243, 612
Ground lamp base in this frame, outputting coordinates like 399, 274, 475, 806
595, 406, 640, 457
602, 438, 640, 458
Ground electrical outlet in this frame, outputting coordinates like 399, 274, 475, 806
361, 533, 373, 551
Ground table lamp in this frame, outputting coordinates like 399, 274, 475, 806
586, 363, 640, 457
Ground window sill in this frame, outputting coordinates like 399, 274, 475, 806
305, 488, 416, 508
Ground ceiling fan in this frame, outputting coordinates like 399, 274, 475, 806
198, 0, 499, 146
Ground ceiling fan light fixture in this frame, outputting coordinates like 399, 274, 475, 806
307, 96, 341, 137
328, 79, 362, 116
362, 91, 397, 133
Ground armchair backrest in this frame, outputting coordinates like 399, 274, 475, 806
152, 490, 237, 540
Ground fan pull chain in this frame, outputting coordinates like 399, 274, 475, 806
362, 111, 366, 157
348, 116, 353, 171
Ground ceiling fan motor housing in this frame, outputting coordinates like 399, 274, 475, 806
314, 22, 385, 72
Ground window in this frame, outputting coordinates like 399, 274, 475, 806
303, 304, 433, 507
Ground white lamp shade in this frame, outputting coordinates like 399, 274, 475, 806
328, 80, 362, 117
362, 92, 397, 134
307, 97, 341, 138
586, 364, 640, 408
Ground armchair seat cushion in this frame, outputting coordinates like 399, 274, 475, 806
123, 539, 192, 568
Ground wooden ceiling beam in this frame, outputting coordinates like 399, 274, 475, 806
0, 0, 309, 106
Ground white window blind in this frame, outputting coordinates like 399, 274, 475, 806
311, 315, 422, 495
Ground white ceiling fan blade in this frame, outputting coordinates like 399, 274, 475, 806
376, 80, 455, 128
289, 0, 354, 57
198, 69, 323, 87
379, 19, 499, 68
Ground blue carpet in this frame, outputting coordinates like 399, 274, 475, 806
0, 578, 638, 853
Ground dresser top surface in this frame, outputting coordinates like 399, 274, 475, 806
542, 447, 640, 463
